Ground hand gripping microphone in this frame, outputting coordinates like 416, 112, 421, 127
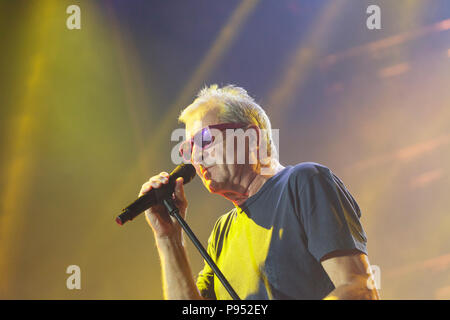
114, 162, 240, 300
115, 163, 196, 225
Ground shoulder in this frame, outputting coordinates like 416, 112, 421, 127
274, 162, 334, 215
290, 162, 362, 218
290, 162, 331, 175
284, 162, 333, 188
283, 162, 359, 214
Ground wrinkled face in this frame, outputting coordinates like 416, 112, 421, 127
184, 108, 259, 194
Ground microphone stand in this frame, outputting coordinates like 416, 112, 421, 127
162, 198, 241, 300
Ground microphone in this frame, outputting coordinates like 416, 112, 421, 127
115, 163, 196, 225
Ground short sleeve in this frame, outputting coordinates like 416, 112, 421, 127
298, 169, 368, 262
196, 232, 217, 299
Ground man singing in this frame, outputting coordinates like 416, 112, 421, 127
139, 84, 380, 300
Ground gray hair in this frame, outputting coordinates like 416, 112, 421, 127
178, 84, 277, 158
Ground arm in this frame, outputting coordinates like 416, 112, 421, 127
296, 166, 377, 299
140, 172, 204, 300
321, 249, 380, 300
156, 236, 204, 300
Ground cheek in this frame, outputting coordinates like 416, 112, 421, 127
214, 165, 236, 181
206, 166, 224, 182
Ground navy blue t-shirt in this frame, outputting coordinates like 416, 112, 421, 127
196, 162, 368, 300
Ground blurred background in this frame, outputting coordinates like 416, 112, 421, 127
0, 0, 449, 299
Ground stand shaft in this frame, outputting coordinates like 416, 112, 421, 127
162, 198, 240, 300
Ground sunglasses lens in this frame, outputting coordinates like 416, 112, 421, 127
201, 128, 213, 148
181, 127, 217, 162
193, 127, 214, 149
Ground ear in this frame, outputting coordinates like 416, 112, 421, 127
244, 124, 261, 159
245, 124, 260, 137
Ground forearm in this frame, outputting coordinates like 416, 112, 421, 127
324, 278, 380, 300
156, 236, 203, 300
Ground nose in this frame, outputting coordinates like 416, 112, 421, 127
192, 143, 218, 168
191, 143, 205, 165
191, 147, 208, 178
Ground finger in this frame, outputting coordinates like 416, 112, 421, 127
150, 175, 169, 185
160, 175, 169, 184
160, 172, 169, 178
174, 177, 187, 218
139, 182, 152, 197
174, 177, 185, 200
149, 176, 163, 188
151, 180, 162, 188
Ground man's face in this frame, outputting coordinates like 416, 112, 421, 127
184, 108, 258, 194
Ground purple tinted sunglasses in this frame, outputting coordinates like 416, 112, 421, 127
179, 123, 247, 162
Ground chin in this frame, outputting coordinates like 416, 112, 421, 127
204, 179, 217, 193
203, 179, 222, 194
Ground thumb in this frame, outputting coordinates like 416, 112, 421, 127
174, 177, 185, 200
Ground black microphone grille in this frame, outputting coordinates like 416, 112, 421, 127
170, 163, 196, 184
